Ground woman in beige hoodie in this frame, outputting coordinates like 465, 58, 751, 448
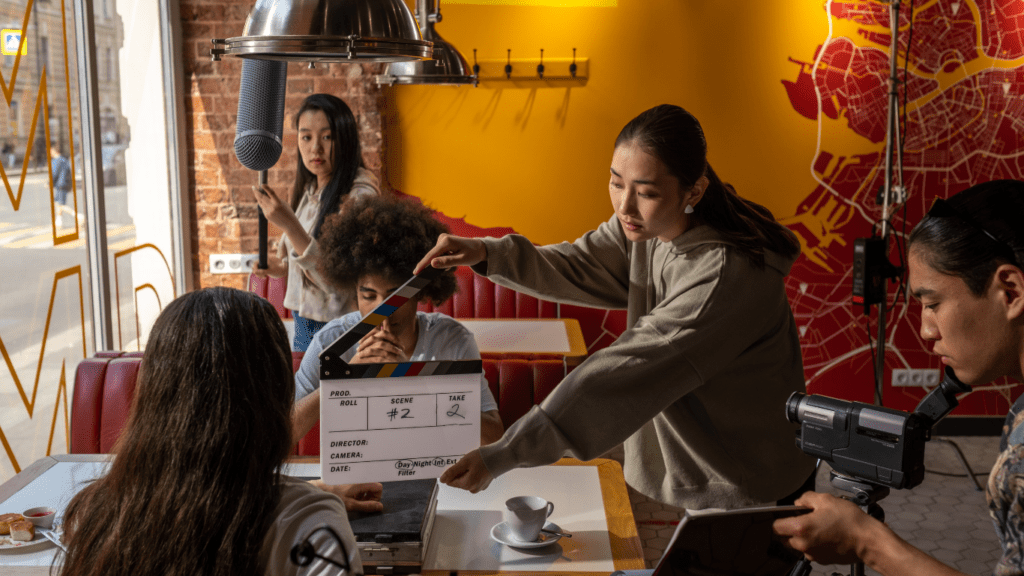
417, 104, 816, 510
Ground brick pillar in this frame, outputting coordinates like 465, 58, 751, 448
180, 0, 385, 290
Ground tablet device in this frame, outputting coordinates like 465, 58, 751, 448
649, 505, 810, 576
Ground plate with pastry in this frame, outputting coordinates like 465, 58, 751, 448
0, 513, 57, 551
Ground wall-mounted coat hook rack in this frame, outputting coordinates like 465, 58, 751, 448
472, 49, 588, 84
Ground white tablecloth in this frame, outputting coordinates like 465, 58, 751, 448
0, 461, 615, 573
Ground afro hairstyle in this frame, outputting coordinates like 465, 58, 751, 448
317, 194, 458, 306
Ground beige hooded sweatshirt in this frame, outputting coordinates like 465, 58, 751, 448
476, 215, 815, 509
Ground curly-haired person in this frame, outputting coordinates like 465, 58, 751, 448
291, 194, 504, 455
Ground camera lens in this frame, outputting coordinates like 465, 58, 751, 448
785, 391, 805, 423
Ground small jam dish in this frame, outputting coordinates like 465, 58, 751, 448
22, 507, 55, 529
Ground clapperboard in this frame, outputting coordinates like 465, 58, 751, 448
318, 267, 482, 485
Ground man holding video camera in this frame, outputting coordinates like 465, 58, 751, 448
774, 180, 1024, 576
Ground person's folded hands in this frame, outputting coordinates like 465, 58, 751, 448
351, 323, 409, 364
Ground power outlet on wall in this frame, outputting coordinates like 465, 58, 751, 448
209, 253, 260, 275
892, 368, 941, 388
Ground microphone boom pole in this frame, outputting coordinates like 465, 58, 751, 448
873, 0, 905, 405
258, 171, 268, 269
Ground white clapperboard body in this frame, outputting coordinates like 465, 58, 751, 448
318, 267, 482, 485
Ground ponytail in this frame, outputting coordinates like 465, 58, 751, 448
694, 165, 800, 268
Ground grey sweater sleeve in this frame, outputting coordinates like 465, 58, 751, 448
476, 215, 631, 309
479, 245, 789, 478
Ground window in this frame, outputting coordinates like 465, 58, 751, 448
0, 0, 181, 484
39, 36, 48, 71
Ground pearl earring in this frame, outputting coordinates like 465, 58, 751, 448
684, 204, 694, 214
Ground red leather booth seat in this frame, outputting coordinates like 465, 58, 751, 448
249, 274, 291, 319
416, 267, 557, 319
71, 353, 143, 454
71, 351, 567, 456
483, 357, 564, 428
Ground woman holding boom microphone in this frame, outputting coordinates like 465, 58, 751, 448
773, 180, 1024, 576
416, 104, 816, 510
250, 93, 380, 352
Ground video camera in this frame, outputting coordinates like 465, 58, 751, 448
785, 366, 972, 491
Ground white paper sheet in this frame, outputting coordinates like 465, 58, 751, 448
462, 320, 572, 353
423, 465, 615, 572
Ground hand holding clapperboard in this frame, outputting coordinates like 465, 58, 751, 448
318, 267, 482, 484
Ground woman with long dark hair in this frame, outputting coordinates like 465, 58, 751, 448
251, 93, 380, 351
774, 180, 1024, 576
58, 288, 361, 576
416, 104, 816, 510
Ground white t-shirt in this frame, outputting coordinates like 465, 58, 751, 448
295, 311, 498, 413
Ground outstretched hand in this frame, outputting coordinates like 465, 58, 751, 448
413, 234, 487, 275
439, 448, 493, 494
310, 480, 384, 513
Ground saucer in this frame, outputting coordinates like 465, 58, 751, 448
490, 521, 563, 548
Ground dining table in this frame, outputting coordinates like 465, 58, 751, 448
0, 455, 644, 575
459, 318, 588, 357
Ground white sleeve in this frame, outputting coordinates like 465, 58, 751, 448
295, 329, 325, 402
263, 479, 364, 576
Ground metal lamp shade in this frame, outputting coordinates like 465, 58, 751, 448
378, 26, 476, 85
211, 0, 432, 63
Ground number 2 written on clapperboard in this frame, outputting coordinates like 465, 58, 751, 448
319, 372, 481, 485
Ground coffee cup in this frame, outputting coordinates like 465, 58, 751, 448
504, 496, 554, 542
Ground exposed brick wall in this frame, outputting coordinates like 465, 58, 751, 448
180, 0, 385, 290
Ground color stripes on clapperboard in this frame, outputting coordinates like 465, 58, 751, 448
318, 266, 482, 379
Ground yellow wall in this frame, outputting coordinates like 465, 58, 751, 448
384, 1, 1024, 414
383, 2, 835, 245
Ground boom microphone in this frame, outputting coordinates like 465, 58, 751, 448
234, 58, 288, 171
234, 58, 287, 269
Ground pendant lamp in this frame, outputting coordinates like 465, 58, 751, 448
376, 0, 476, 86
211, 0, 432, 63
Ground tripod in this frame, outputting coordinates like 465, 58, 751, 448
788, 471, 890, 576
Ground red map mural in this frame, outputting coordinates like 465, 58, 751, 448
780, 1, 1024, 415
